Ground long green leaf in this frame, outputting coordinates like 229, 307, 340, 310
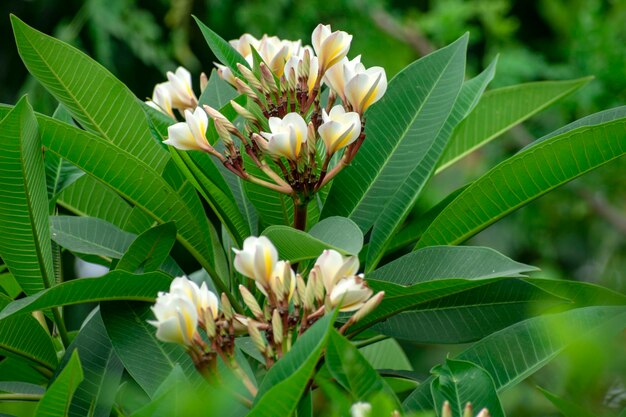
0, 271, 171, 321
116, 222, 177, 274
326, 330, 399, 405
0, 294, 58, 370
402, 305, 626, 411
101, 302, 199, 398
0, 97, 54, 295
365, 55, 496, 269
34, 350, 83, 417
417, 115, 626, 248
436, 77, 592, 172
11, 15, 168, 172
321, 34, 468, 235
248, 313, 336, 416
261, 217, 363, 262
193, 17, 249, 79
537, 386, 596, 417
430, 359, 504, 417
369, 246, 537, 285
60, 309, 124, 417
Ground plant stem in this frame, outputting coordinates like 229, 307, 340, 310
0, 393, 43, 402
52, 307, 71, 348
293, 201, 308, 231
352, 334, 388, 348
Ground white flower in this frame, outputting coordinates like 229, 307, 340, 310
215, 63, 237, 87
329, 275, 372, 312
233, 236, 279, 291
168, 276, 219, 321
313, 249, 359, 292
284, 51, 319, 93
256, 35, 290, 76
312, 24, 352, 71
345, 66, 387, 114
268, 260, 297, 300
149, 292, 198, 346
350, 402, 372, 417
323, 55, 364, 102
146, 83, 174, 117
259, 113, 308, 160
319, 105, 361, 154
230, 33, 261, 57
163, 107, 211, 152
166, 66, 197, 110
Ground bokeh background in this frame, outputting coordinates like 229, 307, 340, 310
1, 0, 625, 416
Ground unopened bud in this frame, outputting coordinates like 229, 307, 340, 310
236, 63, 264, 91
239, 285, 263, 318
230, 100, 258, 124
247, 321, 267, 354
351, 291, 384, 323
233, 314, 249, 335
463, 402, 473, 417
307, 122, 317, 156
292, 288, 301, 307
314, 271, 325, 303
220, 293, 234, 320
259, 63, 278, 93
204, 309, 217, 338
272, 309, 283, 344
304, 272, 317, 311
270, 272, 285, 302
476, 408, 490, 417
442, 401, 452, 417
296, 274, 306, 305
235, 78, 260, 101
263, 303, 271, 321
200, 72, 208, 93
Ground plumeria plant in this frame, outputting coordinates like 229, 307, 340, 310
0, 12, 625, 417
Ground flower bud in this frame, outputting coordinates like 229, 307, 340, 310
247, 321, 267, 354
476, 409, 490, 417
233, 314, 250, 335
351, 291, 384, 323
260, 62, 278, 93
148, 292, 198, 346
345, 66, 387, 114
236, 63, 264, 91
313, 249, 359, 293
319, 106, 361, 155
269, 261, 296, 301
230, 100, 259, 125
271, 309, 283, 344
166, 66, 197, 110
312, 24, 352, 72
204, 309, 217, 338
216, 64, 238, 87
233, 236, 279, 293
221, 293, 234, 320
235, 77, 261, 101
239, 285, 263, 318
442, 401, 452, 417
329, 275, 372, 312
349, 402, 371, 417
258, 113, 308, 160
200, 72, 209, 93
463, 403, 473, 417
304, 271, 317, 311
296, 274, 306, 305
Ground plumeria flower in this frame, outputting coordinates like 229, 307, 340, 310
329, 274, 373, 312
256, 35, 290, 76
312, 249, 359, 292
229, 33, 261, 57
350, 402, 372, 417
215, 64, 237, 87
148, 292, 198, 346
324, 55, 364, 102
345, 65, 387, 114
312, 24, 352, 72
164, 107, 211, 152
258, 113, 308, 160
233, 236, 279, 293
284, 50, 319, 93
169, 276, 219, 322
319, 105, 361, 154
146, 83, 174, 117
166, 66, 197, 110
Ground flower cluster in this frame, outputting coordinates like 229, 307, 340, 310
146, 24, 387, 223
149, 236, 384, 376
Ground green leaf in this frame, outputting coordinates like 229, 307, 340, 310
0, 271, 171, 321
117, 222, 177, 274
11, 15, 169, 172
430, 359, 504, 417
365, 55, 496, 269
100, 302, 199, 398
417, 114, 626, 248
0, 97, 54, 296
369, 246, 537, 285
193, 17, 249, 79
0, 294, 58, 370
248, 313, 336, 417
358, 339, 412, 371
0, 272, 22, 299
326, 330, 399, 405
261, 217, 363, 262
537, 386, 596, 417
61, 309, 124, 417
34, 350, 83, 417
0, 381, 44, 395
198, 69, 239, 108
0, 358, 48, 385
322, 34, 468, 236
51, 216, 136, 261
403, 306, 626, 411
351, 278, 564, 341
436, 77, 592, 172
45, 106, 84, 205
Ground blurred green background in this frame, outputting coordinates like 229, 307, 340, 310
1, 0, 625, 416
